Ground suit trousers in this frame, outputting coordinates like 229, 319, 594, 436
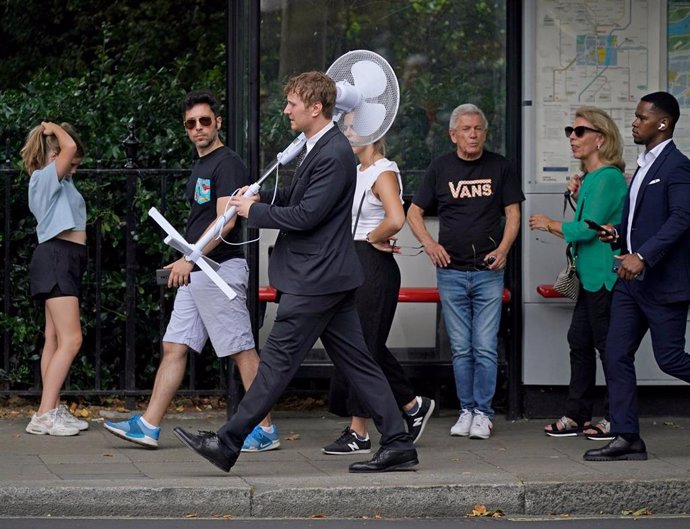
606, 280, 690, 433
328, 242, 416, 418
217, 289, 414, 455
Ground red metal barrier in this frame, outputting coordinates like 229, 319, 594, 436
259, 286, 511, 304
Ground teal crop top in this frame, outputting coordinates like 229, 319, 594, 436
28, 161, 87, 243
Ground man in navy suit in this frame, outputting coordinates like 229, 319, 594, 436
584, 92, 690, 461
173, 71, 417, 473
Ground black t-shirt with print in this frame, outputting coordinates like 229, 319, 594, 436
184, 146, 249, 263
412, 150, 524, 271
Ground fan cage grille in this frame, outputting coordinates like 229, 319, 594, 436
327, 50, 400, 146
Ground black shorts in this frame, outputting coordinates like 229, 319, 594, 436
29, 239, 87, 301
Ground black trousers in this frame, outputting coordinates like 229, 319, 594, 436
328, 242, 416, 418
217, 289, 413, 455
565, 285, 612, 425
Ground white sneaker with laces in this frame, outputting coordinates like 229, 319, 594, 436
450, 409, 473, 437
25, 408, 80, 436
469, 411, 493, 439
57, 405, 89, 431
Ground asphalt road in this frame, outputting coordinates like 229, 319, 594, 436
1, 516, 689, 529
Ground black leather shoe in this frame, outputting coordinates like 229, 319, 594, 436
173, 427, 237, 472
583, 435, 648, 461
349, 446, 418, 473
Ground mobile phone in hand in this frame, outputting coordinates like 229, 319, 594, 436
156, 269, 171, 286
584, 219, 613, 237
611, 258, 645, 280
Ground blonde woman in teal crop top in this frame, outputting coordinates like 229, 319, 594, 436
529, 106, 627, 440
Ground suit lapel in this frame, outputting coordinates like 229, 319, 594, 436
287, 126, 338, 201
632, 142, 674, 222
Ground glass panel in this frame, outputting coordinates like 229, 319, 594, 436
259, 0, 507, 196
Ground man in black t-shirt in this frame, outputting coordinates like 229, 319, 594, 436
408, 103, 524, 440
105, 90, 278, 452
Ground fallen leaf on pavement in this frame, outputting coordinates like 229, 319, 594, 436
468, 504, 503, 518
622, 508, 652, 516
286, 433, 301, 441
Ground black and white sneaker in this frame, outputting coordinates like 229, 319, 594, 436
322, 427, 371, 455
404, 396, 435, 444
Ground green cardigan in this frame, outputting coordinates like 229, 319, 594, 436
561, 165, 628, 292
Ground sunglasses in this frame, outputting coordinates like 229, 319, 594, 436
389, 242, 425, 256
564, 125, 601, 138
184, 116, 214, 130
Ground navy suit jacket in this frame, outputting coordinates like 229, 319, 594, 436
248, 125, 363, 295
616, 141, 690, 304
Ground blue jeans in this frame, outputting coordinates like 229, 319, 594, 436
437, 268, 504, 418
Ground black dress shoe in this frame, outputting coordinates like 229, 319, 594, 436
349, 446, 418, 473
173, 427, 237, 472
583, 435, 648, 461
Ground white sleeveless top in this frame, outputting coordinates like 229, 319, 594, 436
351, 158, 403, 240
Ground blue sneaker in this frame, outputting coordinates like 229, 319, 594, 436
241, 424, 280, 452
104, 415, 160, 448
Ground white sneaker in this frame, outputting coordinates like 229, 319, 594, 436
469, 411, 493, 439
26, 408, 80, 436
450, 409, 473, 437
57, 405, 89, 431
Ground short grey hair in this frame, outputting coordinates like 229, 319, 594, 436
449, 104, 488, 130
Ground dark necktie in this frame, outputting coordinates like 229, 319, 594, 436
295, 145, 307, 168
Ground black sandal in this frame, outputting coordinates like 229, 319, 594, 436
584, 419, 615, 441
544, 416, 584, 437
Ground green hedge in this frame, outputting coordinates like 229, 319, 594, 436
0, 53, 228, 390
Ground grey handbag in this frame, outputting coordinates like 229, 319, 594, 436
553, 244, 579, 300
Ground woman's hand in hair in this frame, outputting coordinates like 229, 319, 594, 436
41, 122, 60, 136
42, 122, 78, 178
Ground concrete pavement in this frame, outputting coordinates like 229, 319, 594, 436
0, 410, 689, 518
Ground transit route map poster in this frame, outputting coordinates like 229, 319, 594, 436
534, 0, 662, 184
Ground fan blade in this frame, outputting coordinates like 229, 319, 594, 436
351, 60, 387, 99
353, 102, 386, 137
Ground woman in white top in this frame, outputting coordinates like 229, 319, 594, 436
20, 122, 90, 437
323, 131, 435, 455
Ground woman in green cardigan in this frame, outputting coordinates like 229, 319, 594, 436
529, 106, 627, 439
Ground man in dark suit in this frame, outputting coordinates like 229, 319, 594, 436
173, 71, 417, 473
584, 92, 690, 461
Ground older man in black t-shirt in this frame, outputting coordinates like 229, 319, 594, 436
407, 103, 524, 440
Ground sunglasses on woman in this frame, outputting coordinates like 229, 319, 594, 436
184, 116, 214, 129
564, 125, 601, 138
